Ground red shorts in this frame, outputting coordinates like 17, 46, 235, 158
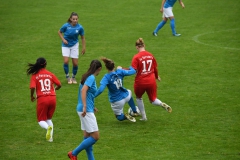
134, 82, 157, 102
36, 96, 56, 122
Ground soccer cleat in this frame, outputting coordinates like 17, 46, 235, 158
71, 78, 77, 84
162, 103, 172, 113
173, 33, 181, 37
48, 137, 53, 142
67, 77, 72, 84
46, 126, 52, 141
68, 151, 78, 160
152, 32, 158, 36
125, 113, 136, 122
132, 112, 140, 117
140, 118, 147, 121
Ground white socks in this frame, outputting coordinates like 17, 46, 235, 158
151, 98, 163, 106
136, 98, 147, 120
38, 121, 49, 129
38, 120, 53, 140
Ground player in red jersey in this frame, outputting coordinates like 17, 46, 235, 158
27, 57, 61, 142
131, 38, 172, 121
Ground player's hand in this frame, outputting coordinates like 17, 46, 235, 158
94, 107, 99, 113
181, 2, 185, 8
63, 39, 68, 45
81, 48, 86, 55
82, 107, 87, 117
31, 96, 36, 102
157, 76, 161, 82
117, 66, 122, 69
160, 8, 163, 13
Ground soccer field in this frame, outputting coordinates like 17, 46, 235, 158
0, 0, 239, 159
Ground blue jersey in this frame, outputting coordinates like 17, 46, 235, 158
60, 23, 84, 47
95, 66, 136, 103
164, 0, 177, 8
77, 75, 97, 112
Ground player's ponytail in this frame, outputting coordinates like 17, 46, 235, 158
26, 57, 47, 75
100, 57, 114, 71
135, 38, 145, 48
80, 60, 102, 85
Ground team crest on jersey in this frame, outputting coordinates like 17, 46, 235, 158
76, 30, 79, 33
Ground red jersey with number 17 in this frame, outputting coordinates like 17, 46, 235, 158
30, 69, 61, 98
131, 51, 158, 85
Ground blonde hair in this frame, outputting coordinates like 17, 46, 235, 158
135, 38, 145, 48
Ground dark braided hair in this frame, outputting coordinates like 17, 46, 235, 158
26, 57, 47, 75
80, 60, 102, 85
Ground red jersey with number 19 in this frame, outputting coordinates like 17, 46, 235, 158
131, 51, 158, 85
30, 69, 61, 98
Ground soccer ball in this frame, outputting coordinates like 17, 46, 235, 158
128, 106, 141, 116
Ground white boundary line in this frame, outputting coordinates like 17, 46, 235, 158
192, 29, 240, 50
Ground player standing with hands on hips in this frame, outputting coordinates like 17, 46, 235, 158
58, 12, 86, 84
68, 60, 102, 160
27, 57, 61, 142
131, 38, 172, 121
153, 0, 185, 37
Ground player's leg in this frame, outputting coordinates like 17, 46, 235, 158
126, 90, 137, 113
153, 8, 169, 36
45, 96, 56, 142
37, 97, 52, 141
111, 100, 135, 122
62, 47, 72, 84
111, 101, 126, 121
134, 84, 147, 121
70, 113, 98, 158
146, 84, 172, 113
70, 43, 79, 84
83, 137, 94, 160
167, 8, 181, 36
153, 18, 167, 36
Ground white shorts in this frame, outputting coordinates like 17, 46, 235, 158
62, 42, 79, 59
78, 112, 99, 133
163, 7, 174, 18
110, 89, 132, 115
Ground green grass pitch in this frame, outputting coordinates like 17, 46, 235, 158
0, 0, 239, 159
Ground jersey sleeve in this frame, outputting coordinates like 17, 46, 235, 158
29, 75, 36, 89
84, 75, 95, 88
121, 66, 136, 76
60, 23, 67, 33
131, 55, 138, 71
52, 74, 61, 86
153, 57, 159, 78
79, 26, 84, 36
95, 75, 108, 97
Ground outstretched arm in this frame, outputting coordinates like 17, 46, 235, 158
95, 84, 106, 98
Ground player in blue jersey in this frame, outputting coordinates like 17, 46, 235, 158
95, 57, 139, 122
68, 60, 102, 160
58, 12, 86, 84
153, 0, 185, 37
